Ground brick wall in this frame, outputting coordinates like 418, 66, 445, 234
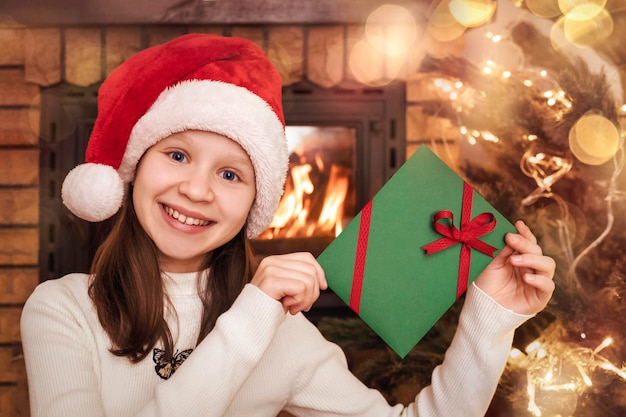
0, 25, 40, 417
0, 22, 463, 415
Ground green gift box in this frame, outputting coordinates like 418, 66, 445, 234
317, 145, 516, 358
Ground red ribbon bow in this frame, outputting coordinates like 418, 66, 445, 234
421, 182, 497, 299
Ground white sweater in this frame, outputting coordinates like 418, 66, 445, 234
21, 272, 530, 417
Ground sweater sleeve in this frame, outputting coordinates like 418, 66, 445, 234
21, 279, 107, 417
21, 279, 286, 417
412, 283, 532, 416
282, 283, 532, 417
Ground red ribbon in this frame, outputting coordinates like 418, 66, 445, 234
421, 182, 497, 299
349, 199, 373, 314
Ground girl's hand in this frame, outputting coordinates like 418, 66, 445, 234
474, 220, 556, 315
250, 252, 328, 315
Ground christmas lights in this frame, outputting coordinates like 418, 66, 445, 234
509, 336, 625, 416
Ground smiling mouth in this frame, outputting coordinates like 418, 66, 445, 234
162, 204, 212, 226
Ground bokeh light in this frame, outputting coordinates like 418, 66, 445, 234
348, 38, 386, 86
526, 0, 562, 18
427, 0, 467, 42
549, 16, 570, 53
448, 0, 497, 28
533, 201, 588, 254
558, 0, 606, 21
563, 7, 613, 47
426, 18, 466, 43
267, 40, 303, 86
324, 40, 345, 87
569, 113, 621, 165
365, 5, 418, 56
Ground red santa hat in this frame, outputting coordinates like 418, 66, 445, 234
61, 33, 288, 238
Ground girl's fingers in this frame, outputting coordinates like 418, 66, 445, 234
505, 231, 542, 256
276, 278, 315, 313
510, 252, 556, 277
523, 273, 556, 295
278, 252, 327, 290
252, 252, 325, 314
515, 220, 538, 245
314, 261, 328, 290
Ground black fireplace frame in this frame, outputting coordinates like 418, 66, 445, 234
282, 81, 406, 212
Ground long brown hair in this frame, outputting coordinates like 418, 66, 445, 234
89, 187, 257, 362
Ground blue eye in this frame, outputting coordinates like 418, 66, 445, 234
170, 151, 185, 162
221, 170, 238, 181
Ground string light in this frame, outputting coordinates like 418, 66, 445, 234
424, 2, 626, 415
508, 336, 626, 416
520, 148, 573, 205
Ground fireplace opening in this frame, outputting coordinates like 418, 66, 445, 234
39, 81, 406, 317
251, 81, 406, 262
250, 125, 357, 258
260, 126, 357, 240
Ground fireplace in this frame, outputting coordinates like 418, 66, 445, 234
251, 81, 406, 256
39, 80, 406, 314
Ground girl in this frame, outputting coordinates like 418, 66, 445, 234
21, 33, 556, 417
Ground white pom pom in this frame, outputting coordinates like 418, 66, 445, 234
61, 163, 125, 222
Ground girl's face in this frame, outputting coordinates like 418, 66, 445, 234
133, 130, 256, 273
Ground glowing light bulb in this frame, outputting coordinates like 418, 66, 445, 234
526, 340, 541, 353
593, 337, 613, 354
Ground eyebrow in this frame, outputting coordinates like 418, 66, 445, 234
165, 132, 253, 168
225, 153, 252, 163
224, 154, 255, 173
165, 132, 194, 146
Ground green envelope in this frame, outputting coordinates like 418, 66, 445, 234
317, 145, 516, 358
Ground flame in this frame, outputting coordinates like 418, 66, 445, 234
259, 160, 351, 240
268, 164, 313, 235
317, 164, 350, 236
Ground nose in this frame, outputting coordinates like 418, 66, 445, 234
178, 170, 215, 202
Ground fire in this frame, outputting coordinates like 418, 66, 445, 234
269, 164, 314, 236
317, 164, 350, 236
259, 160, 351, 240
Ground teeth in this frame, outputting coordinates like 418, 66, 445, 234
164, 205, 210, 226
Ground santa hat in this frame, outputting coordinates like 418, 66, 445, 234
61, 33, 288, 238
